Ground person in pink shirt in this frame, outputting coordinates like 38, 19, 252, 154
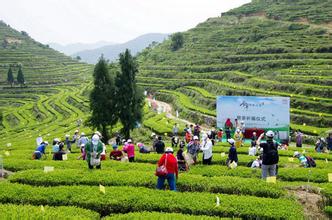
123, 139, 135, 162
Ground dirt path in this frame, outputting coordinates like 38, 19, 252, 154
288, 188, 328, 220
147, 98, 211, 132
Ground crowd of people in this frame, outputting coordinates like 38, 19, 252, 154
31, 122, 331, 192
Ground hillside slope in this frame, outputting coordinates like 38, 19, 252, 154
138, 0, 332, 135
0, 20, 92, 138
73, 33, 169, 64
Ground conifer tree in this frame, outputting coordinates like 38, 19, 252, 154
17, 66, 25, 87
88, 55, 117, 141
7, 67, 14, 87
115, 49, 144, 138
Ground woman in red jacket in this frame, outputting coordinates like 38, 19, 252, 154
156, 147, 178, 191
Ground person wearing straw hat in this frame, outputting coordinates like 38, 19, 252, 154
85, 134, 103, 169
156, 147, 178, 191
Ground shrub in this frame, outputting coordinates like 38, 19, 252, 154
0, 182, 304, 219
0, 204, 99, 219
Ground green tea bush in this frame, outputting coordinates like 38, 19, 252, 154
0, 203, 100, 219
8, 169, 284, 198
0, 182, 304, 219
105, 212, 238, 220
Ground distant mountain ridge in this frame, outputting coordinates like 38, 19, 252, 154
49, 41, 116, 56
73, 33, 169, 64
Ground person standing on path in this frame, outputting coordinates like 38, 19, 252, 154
257, 131, 279, 179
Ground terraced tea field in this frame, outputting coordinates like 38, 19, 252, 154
0, 0, 332, 219
137, 0, 332, 138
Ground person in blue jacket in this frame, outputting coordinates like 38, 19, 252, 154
33, 141, 49, 160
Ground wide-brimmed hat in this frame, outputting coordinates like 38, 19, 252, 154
227, 139, 235, 144
92, 134, 100, 145
165, 147, 173, 153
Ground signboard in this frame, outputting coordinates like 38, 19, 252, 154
217, 96, 290, 140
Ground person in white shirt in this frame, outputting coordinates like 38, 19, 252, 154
251, 156, 262, 168
248, 145, 257, 156
200, 133, 213, 165
77, 132, 89, 148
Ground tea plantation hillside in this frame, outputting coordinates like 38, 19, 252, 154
138, 0, 332, 137
0, 20, 94, 142
0, 1, 332, 219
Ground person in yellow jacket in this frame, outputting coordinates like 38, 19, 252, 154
234, 129, 243, 148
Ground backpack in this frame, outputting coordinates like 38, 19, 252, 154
305, 156, 316, 167
263, 141, 279, 165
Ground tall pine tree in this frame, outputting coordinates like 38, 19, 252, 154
17, 66, 25, 87
7, 67, 14, 87
115, 49, 144, 138
88, 55, 117, 142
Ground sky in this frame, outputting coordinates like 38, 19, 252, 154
0, 0, 250, 45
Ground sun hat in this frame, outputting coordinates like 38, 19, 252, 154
165, 147, 174, 153
94, 131, 102, 137
92, 134, 100, 145
266, 130, 275, 138
227, 138, 235, 144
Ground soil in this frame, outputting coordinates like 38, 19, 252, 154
288, 188, 328, 220
147, 98, 211, 132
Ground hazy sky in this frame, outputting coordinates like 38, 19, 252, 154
0, 0, 250, 45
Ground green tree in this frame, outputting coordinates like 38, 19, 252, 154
170, 32, 184, 51
115, 49, 144, 138
7, 67, 14, 87
88, 55, 117, 142
17, 66, 25, 87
